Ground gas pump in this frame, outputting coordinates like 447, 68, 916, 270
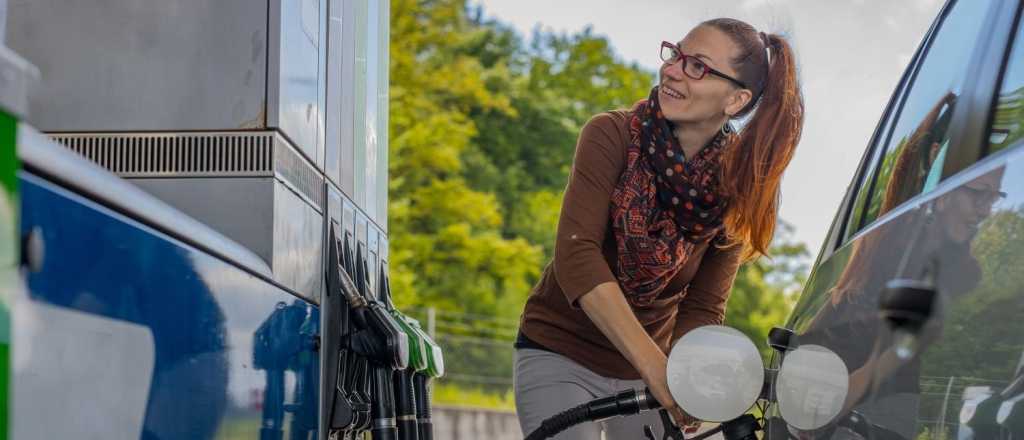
324, 223, 410, 439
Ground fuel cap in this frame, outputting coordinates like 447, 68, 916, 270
776, 344, 848, 430
666, 325, 764, 422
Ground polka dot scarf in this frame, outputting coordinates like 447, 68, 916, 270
609, 85, 735, 307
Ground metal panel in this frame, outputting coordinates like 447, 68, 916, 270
51, 132, 275, 178
272, 181, 323, 302
49, 131, 324, 212
363, 0, 381, 226
267, 0, 322, 168
374, 0, 390, 230
123, 176, 324, 302
129, 177, 276, 266
7, 0, 268, 132
18, 126, 275, 280
0, 46, 39, 120
342, 196, 356, 262
355, 210, 368, 295
339, 0, 357, 199
355, 211, 368, 260
316, 0, 327, 171
327, 182, 343, 228
19, 175, 319, 438
352, 0, 368, 210
324, 0, 344, 186
342, 198, 355, 234
274, 136, 326, 212
367, 225, 379, 300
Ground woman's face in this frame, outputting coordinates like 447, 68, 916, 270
935, 171, 1004, 244
659, 25, 750, 125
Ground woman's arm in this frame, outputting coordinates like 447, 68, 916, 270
673, 241, 743, 342
551, 112, 664, 378
578, 281, 692, 426
549, 112, 691, 425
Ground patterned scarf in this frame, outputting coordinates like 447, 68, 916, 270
609, 86, 735, 307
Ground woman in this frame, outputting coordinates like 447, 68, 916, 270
514, 18, 804, 439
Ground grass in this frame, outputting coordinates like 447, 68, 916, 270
432, 382, 516, 411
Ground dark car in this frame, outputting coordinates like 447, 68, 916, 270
766, 0, 1024, 438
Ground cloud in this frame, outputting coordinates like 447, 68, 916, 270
896, 52, 912, 71
740, 0, 784, 11
912, 0, 943, 12
883, 14, 900, 30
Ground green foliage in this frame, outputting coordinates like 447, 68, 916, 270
990, 85, 1024, 154
433, 381, 515, 411
726, 222, 810, 358
389, 0, 537, 321
919, 208, 1024, 382
389, 0, 656, 321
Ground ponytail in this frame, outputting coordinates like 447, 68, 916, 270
702, 19, 805, 261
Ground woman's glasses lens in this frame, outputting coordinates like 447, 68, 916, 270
660, 42, 705, 80
660, 45, 679, 64
684, 60, 706, 79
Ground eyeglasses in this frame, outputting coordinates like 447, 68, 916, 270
660, 41, 747, 89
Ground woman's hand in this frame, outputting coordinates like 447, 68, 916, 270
640, 352, 701, 429
577, 282, 701, 428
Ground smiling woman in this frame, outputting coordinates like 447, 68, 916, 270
515, 17, 805, 439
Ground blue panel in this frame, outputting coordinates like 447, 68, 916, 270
19, 172, 319, 440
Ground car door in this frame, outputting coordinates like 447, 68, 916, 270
772, 0, 1014, 438
922, 4, 1024, 439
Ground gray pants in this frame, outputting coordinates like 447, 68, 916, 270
514, 348, 667, 440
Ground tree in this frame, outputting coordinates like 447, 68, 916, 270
389, 0, 542, 322
726, 221, 810, 358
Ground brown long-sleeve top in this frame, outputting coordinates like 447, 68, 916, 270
517, 109, 743, 380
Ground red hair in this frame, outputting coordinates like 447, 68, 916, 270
703, 18, 805, 261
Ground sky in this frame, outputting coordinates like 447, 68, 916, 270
473, 0, 946, 255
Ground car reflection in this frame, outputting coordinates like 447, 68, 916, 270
793, 88, 1005, 438
253, 299, 319, 439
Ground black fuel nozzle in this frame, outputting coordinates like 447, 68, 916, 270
393, 370, 418, 440
524, 388, 659, 440
679, 414, 761, 440
353, 245, 404, 440
719, 414, 761, 440
413, 373, 434, 440
325, 225, 358, 435
370, 366, 399, 440
336, 242, 408, 369
379, 269, 420, 440
767, 327, 796, 354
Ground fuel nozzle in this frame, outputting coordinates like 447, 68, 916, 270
381, 270, 426, 440
335, 241, 408, 370
409, 319, 444, 440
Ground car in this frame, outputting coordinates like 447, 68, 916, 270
765, 0, 1024, 438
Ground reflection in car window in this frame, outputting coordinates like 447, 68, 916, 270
841, 106, 901, 245
849, 0, 991, 235
988, 15, 1024, 156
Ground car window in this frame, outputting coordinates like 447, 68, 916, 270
987, 14, 1024, 156
848, 0, 991, 236
841, 101, 902, 245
